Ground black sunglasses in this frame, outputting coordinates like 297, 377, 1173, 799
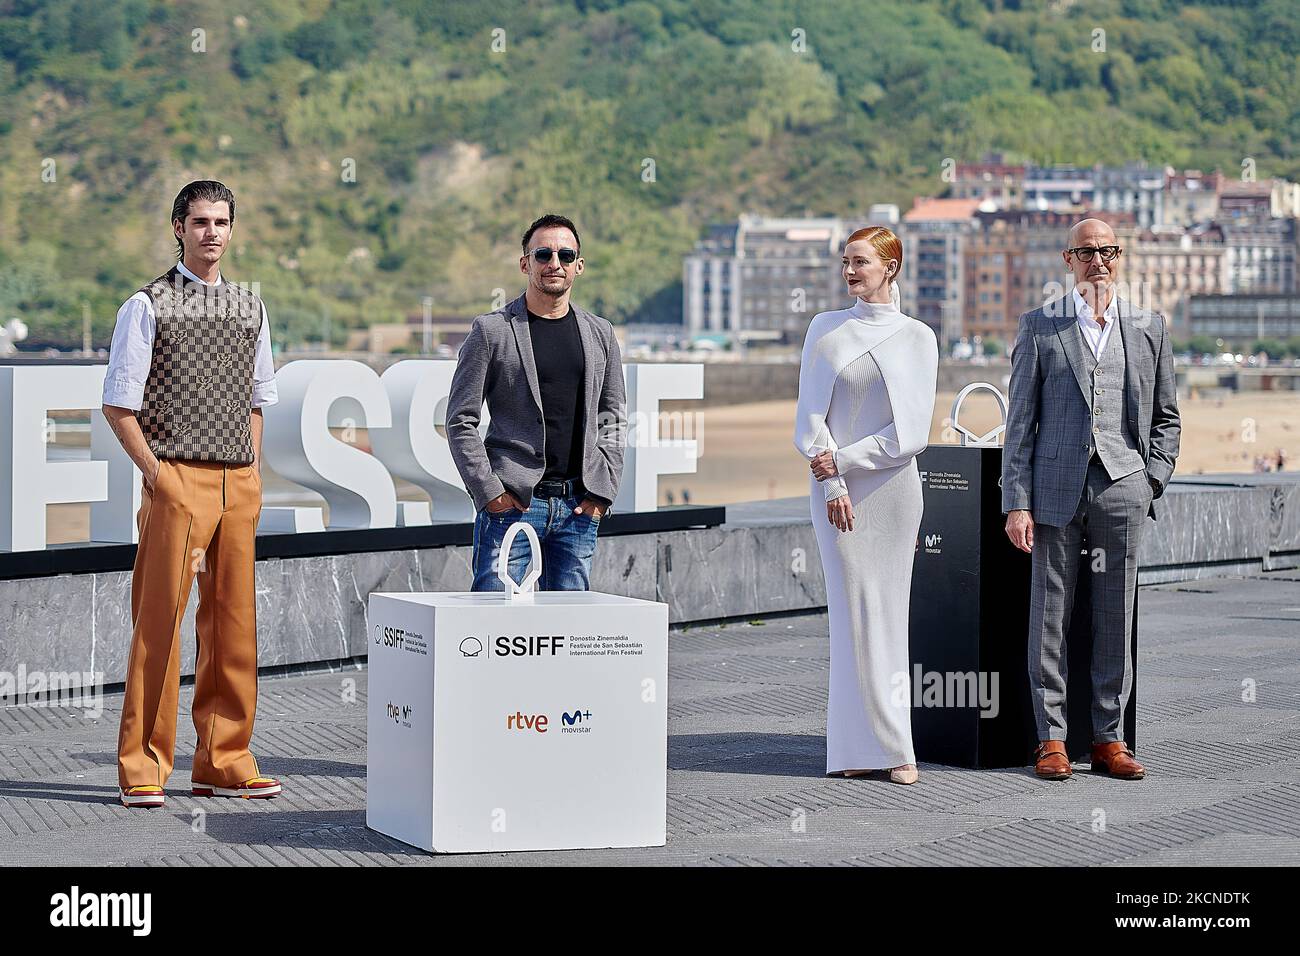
530, 247, 578, 265
1065, 245, 1122, 262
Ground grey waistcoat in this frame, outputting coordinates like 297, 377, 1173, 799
1084, 322, 1145, 480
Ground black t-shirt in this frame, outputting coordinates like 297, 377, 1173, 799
526, 306, 586, 482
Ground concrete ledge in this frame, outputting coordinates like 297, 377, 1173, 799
0, 473, 1294, 688
1143, 474, 1300, 582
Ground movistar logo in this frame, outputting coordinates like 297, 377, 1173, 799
561, 709, 592, 726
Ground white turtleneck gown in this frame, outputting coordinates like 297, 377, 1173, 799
793, 296, 939, 772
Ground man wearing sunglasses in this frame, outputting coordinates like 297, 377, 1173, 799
448, 213, 627, 590
1001, 217, 1181, 783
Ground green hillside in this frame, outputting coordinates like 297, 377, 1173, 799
0, 0, 1296, 348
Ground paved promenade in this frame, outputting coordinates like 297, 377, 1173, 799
1, 570, 1297, 866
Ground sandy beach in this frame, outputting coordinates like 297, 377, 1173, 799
657, 389, 1298, 506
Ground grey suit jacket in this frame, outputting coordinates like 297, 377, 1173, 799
446, 292, 627, 511
1000, 292, 1181, 527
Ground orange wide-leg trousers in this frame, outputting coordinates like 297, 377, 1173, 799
117, 458, 264, 789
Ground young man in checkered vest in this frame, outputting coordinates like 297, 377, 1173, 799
102, 181, 282, 808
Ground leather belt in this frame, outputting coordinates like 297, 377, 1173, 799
534, 477, 583, 499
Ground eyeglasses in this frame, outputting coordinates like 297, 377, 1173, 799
529, 247, 578, 265
1065, 245, 1122, 262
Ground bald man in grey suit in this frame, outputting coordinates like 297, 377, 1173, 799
1002, 218, 1181, 782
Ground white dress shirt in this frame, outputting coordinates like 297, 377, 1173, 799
1072, 286, 1117, 360
102, 260, 278, 410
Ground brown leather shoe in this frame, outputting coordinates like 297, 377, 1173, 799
1090, 742, 1145, 780
1033, 740, 1072, 780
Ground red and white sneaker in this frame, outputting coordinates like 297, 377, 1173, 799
192, 776, 282, 799
120, 785, 165, 808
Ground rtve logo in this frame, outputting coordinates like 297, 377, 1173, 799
386, 702, 412, 723
507, 711, 548, 733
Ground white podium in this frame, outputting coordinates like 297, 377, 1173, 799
365, 524, 669, 853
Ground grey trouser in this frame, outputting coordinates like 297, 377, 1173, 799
1028, 458, 1151, 742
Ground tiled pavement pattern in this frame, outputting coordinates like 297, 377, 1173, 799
1, 571, 1297, 866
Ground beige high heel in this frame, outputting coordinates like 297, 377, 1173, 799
889, 764, 919, 785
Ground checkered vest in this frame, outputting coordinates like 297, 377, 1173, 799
135, 266, 263, 464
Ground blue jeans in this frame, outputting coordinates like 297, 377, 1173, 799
471, 493, 601, 591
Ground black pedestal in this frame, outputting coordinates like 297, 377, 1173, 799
907, 445, 1138, 768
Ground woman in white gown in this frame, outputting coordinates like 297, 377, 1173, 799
793, 226, 938, 785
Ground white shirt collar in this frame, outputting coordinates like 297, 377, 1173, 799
1072, 286, 1117, 327
176, 259, 222, 287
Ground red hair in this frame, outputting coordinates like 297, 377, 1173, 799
844, 226, 902, 279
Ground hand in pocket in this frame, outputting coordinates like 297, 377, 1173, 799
485, 491, 525, 514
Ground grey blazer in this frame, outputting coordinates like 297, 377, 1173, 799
1001, 292, 1181, 527
446, 292, 627, 511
